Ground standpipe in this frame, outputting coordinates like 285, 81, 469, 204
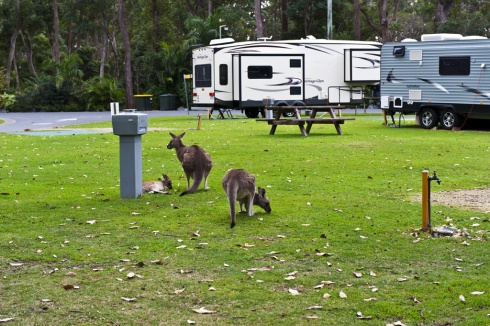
421, 170, 441, 232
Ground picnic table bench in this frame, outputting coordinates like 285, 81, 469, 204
256, 106, 354, 136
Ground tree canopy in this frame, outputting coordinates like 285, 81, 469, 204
1, 0, 489, 111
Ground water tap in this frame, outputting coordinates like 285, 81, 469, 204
429, 170, 441, 185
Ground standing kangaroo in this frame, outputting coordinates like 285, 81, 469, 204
222, 169, 272, 228
167, 132, 213, 196
142, 174, 172, 194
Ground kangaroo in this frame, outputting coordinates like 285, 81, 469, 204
222, 169, 272, 228
142, 174, 172, 194
166, 132, 213, 196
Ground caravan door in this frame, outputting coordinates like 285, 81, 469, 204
236, 54, 304, 107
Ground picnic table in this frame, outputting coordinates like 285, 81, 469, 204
256, 106, 354, 136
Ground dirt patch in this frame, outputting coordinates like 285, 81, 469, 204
417, 188, 490, 213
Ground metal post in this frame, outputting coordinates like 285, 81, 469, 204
422, 170, 429, 231
119, 135, 143, 198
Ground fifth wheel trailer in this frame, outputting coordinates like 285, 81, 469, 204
380, 33, 490, 129
192, 36, 381, 118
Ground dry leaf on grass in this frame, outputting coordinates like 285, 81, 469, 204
471, 291, 485, 295
193, 307, 216, 314
288, 288, 301, 295
174, 288, 185, 294
187, 320, 196, 325
307, 306, 323, 310
339, 291, 347, 298
356, 311, 372, 319
121, 297, 136, 302
353, 272, 362, 278
0, 318, 15, 323
9, 263, 23, 267
323, 293, 331, 299
459, 295, 466, 302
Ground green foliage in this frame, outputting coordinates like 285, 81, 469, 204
83, 76, 125, 111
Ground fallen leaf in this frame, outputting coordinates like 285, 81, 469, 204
40, 299, 52, 302
0, 318, 15, 323
266, 251, 279, 255
131, 212, 141, 216
86, 220, 96, 224
459, 295, 466, 302
176, 245, 187, 249
126, 272, 136, 279
284, 276, 296, 281
257, 266, 274, 271
63, 284, 79, 290
192, 307, 216, 314
307, 306, 323, 310
151, 260, 163, 265
313, 284, 324, 289
356, 311, 372, 319
192, 230, 200, 237
174, 288, 185, 294
277, 235, 286, 238
9, 263, 23, 267
397, 278, 407, 282
370, 271, 377, 277
471, 291, 485, 295
353, 272, 362, 278
208, 287, 216, 291
121, 297, 136, 302
321, 281, 335, 285
339, 291, 347, 298
306, 315, 319, 319
363, 298, 377, 302
323, 293, 331, 299
187, 320, 196, 325
287, 271, 298, 276
288, 288, 301, 295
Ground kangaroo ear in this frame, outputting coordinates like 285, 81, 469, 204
163, 174, 168, 180
179, 132, 186, 138
169, 132, 176, 138
258, 187, 266, 196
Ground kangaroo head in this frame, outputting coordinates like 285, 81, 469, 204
255, 187, 272, 213
162, 174, 172, 189
167, 132, 185, 149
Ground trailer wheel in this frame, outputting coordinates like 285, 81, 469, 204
440, 109, 461, 130
283, 111, 295, 117
420, 108, 439, 129
244, 108, 259, 118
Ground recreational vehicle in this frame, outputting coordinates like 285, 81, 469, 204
192, 36, 381, 118
380, 33, 490, 129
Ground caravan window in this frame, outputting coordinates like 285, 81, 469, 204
439, 57, 470, 75
219, 64, 228, 85
195, 64, 212, 87
290, 59, 302, 68
248, 66, 273, 79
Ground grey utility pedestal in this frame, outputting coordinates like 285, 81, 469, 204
112, 110, 148, 198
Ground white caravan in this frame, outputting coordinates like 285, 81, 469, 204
192, 36, 381, 117
381, 33, 490, 129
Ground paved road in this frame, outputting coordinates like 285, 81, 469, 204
0, 109, 204, 132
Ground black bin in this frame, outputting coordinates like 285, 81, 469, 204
134, 94, 153, 111
159, 94, 178, 110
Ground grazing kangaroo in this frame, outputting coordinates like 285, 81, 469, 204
167, 132, 213, 196
222, 169, 272, 228
142, 174, 172, 194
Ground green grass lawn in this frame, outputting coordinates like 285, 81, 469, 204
0, 113, 488, 325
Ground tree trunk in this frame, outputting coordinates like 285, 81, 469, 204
100, 13, 108, 78
20, 31, 38, 78
53, 0, 61, 63
281, 0, 288, 34
6, 29, 19, 88
353, 0, 361, 40
254, 0, 267, 38
118, 0, 134, 109
435, 0, 454, 32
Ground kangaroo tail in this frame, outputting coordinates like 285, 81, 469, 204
180, 172, 204, 196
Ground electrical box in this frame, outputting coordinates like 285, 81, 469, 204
112, 111, 148, 135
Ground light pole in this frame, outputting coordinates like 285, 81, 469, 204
219, 25, 228, 39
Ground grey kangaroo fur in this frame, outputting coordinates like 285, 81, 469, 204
167, 132, 213, 196
222, 169, 272, 228
142, 174, 172, 194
